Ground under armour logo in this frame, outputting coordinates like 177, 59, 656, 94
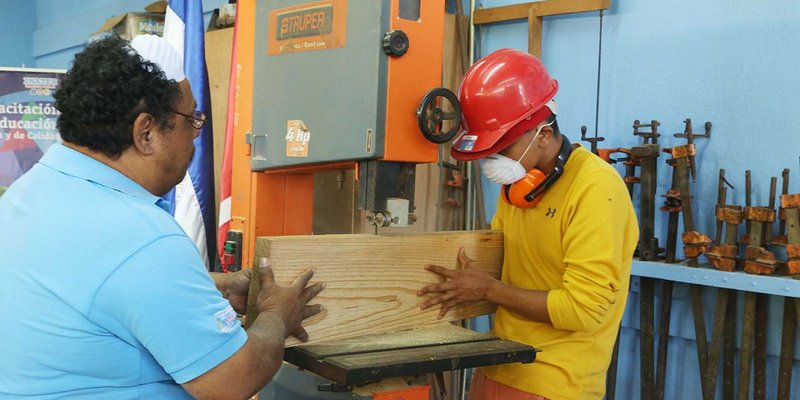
545, 208, 557, 218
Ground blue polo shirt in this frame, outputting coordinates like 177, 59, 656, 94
0, 144, 247, 399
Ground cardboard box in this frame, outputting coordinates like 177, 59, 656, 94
92, 1, 167, 41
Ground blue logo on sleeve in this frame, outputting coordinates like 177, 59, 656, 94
214, 305, 238, 333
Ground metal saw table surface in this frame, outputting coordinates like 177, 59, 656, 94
284, 324, 537, 386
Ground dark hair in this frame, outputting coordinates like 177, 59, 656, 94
54, 36, 182, 158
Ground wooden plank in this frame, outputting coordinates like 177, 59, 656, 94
535, 0, 610, 18
473, 3, 533, 24
250, 230, 503, 346
528, 11, 543, 57
473, 0, 610, 25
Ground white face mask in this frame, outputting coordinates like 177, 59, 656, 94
481, 120, 553, 185
482, 153, 528, 185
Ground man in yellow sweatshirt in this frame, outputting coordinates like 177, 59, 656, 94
417, 49, 639, 400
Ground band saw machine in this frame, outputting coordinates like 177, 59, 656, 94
227, 1, 537, 398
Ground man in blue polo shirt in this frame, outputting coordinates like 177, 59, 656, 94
0, 35, 324, 399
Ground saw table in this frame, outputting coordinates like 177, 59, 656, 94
282, 324, 536, 395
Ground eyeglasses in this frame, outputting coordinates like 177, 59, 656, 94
170, 109, 206, 130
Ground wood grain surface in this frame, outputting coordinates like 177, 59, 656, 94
249, 230, 503, 346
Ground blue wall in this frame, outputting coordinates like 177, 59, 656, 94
476, 0, 800, 398
33, 0, 219, 69
0, 0, 36, 67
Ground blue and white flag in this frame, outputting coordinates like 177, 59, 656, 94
163, 0, 216, 269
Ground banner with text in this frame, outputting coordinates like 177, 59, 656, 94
0, 68, 65, 189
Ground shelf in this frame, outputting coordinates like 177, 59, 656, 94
631, 260, 800, 298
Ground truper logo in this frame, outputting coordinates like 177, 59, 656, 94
276, 5, 333, 40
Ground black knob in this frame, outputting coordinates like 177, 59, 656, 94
382, 30, 409, 57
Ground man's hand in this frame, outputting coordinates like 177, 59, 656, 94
256, 257, 325, 342
417, 248, 498, 319
183, 259, 325, 399
217, 269, 252, 315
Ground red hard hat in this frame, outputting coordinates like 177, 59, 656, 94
451, 49, 558, 161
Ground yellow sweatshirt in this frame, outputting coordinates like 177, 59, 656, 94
482, 145, 639, 400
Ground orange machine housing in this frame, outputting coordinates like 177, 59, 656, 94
230, 0, 444, 277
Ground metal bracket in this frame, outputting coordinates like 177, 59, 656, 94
249, 132, 269, 162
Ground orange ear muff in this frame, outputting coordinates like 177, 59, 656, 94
502, 169, 548, 208
500, 135, 574, 209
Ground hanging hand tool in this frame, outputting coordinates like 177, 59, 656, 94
737, 173, 778, 400
672, 119, 713, 263
653, 125, 708, 399
580, 125, 604, 153
773, 169, 791, 246
773, 169, 792, 275
664, 120, 714, 399
687, 169, 732, 400
706, 206, 742, 272
631, 119, 668, 400
580, 125, 621, 163
680, 143, 717, 400
740, 171, 753, 246
743, 206, 777, 274
738, 289, 757, 400
652, 152, 684, 400
672, 118, 711, 182
764, 177, 778, 245
753, 178, 782, 399
714, 170, 730, 245
781, 192, 800, 274
666, 128, 712, 262
632, 119, 663, 261
660, 156, 682, 264
705, 174, 738, 398
617, 148, 639, 197
706, 170, 741, 272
